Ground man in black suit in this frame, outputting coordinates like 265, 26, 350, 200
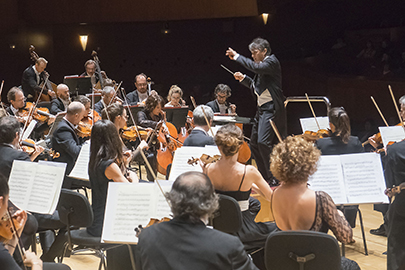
183, 105, 215, 147
126, 73, 156, 106
94, 86, 115, 115
21, 57, 56, 101
50, 101, 86, 188
206, 84, 236, 114
80, 59, 100, 87
136, 171, 258, 270
50, 84, 70, 115
227, 37, 286, 185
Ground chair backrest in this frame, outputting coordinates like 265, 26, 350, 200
212, 194, 242, 234
265, 231, 341, 270
57, 188, 94, 228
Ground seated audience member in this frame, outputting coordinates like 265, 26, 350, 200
183, 105, 215, 147
50, 102, 86, 188
165, 85, 185, 107
87, 120, 138, 237
0, 174, 71, 270
206, 84, 236, 114
270, 136, 360, 270
136, 171, 258, 270
50, 84, 70, 115
203, 124, 275, 251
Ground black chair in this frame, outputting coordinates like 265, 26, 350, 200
265, 231, 341, 270
211, 194, 242, 234
57, 189, 107, 270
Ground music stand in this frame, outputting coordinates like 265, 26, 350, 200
63, 76, 92, 96
125, 105, 144, 126
163, 106, 189, 131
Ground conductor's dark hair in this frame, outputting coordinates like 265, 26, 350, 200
0, 174, 9, 197
328, 107, 351, 144
102, 103, 124, 123
0, 116, 20, 144
167, 172, 219, 223
89, 120, 125, 172
249, 37, 271, 55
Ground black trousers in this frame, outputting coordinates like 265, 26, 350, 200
250, 108, 277, 185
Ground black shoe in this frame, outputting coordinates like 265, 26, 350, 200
370, 224, 387, 236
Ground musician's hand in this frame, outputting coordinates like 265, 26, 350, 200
138, 140, 149, 150
137, 102, 145, 107
12, 210, 27, 236
234, 72, 245, 81
47, 115, 56, 125
123, 150, 133, 166
48, 90, 56, 99
23, 251, 43, 268
30, 145, 44, 161
226, 47, 237, 60
229, 104, 237, 114
368, 134, 380, 149
127, 170, 139, 183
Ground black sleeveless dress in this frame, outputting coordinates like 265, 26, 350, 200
213, 165, 276, 250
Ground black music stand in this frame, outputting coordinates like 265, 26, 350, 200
163, 106, 189, 131
125, 105, 144, 126
64, 76, 92, 96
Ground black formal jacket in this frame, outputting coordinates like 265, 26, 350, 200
21, 65, 45, 98
126, 89, 151, 106
0, 144, 31, 179
315, 135, 364, 156
136, 218, 258, 270
94, 100, 105, 115
183, 129, 215, 147
236, 54, 287, 137
50, 98, 66, 115
206, 100, 230, 114
50, 118, 82, 174
383, 140, 405, 189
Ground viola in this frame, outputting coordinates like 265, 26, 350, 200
135, 217, 171, 237
76, 110, 101, 138
121, 126, 149, 141
0, 206, 23, 241
385, 182, 405, 198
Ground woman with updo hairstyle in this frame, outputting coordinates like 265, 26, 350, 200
203, 124, 275, 252
165, 85, 185, 107
270, 136, 355, 244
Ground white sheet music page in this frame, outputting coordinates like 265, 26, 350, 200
154, 180, 173, 218
308, 155, 347, 204
68, 142, 90, 181
299, 116, 329, 133
379, 126, 405, 147
168, 146, 220, 181
8, 160, 66, 214
340, 153, 389, 204
102, 182, 155, 244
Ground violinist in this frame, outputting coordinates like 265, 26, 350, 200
101, 103, 128, 131
183, 105, 215, 147
50, 84, 70, 115
80, 60, 100, 87
165, 85, 186, 107
314, 107, 364, 229
136, 95, 165, 181
206, 84, 236, 114
136, 171, 258, 270
87, 120, 138, 237
21, 57, 56, 101
126, 73, 157, 106
94, 86, 117, 115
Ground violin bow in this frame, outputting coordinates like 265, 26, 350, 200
305, 93, 321, 130
108, 81, 123, 106
269, 119, 283, 143
6, 208, 27, 270
370, 96, 389, 127
190, 96, 215, 137
389, 85, 405, 130
0, 80, 9, 116
120, 87, 142, 142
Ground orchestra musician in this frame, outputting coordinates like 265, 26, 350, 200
101, 103, 128, 132
226, 37, 287, 186
136, 171, 259, 270
50, 84, 70, 115
136, 95, 165, 181
21, 57, 56, 101
126, 73, 157, 106
80, 60, 100, 87
202, 124, 275, 269
50, 102, 87, 188
87, 120, 138, 237
206, 84, 236, 114
183, 105, 215, 147
165, 85, 186, 107
94, 86, 117, 115
270, 136, 360, 270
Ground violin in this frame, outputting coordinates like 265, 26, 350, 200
121, 126, 149, 141
0, 208, 23, 241
134, 217, 171, 237
76, 110, 101, 138
385, 182, 405, 198
301, 129, 332, 142
188, 154, 221, 166
18, 102, 53, 123
21, 139, 60, 159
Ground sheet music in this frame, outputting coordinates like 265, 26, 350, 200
308, 156, 347, 204
68, 143, 90, 181
8, 160, 66, 214
102, 181, 173, 244
341, 153, 389, 204
168, 146, 220, 181
155, 180, 173, 217
22, 120, 37, 140
299, 116, 329, 133
213, 115, 237, 122
379, 126, 405, 147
